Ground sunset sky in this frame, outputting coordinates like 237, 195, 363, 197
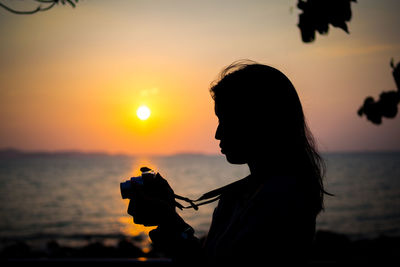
1, 0, 400, 155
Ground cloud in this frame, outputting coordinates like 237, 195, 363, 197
140, 87, 159, 97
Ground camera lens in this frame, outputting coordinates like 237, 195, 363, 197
120, 176, 144, 199
120, 180, 132, 199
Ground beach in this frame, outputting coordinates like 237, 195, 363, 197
1, 230, 399, 265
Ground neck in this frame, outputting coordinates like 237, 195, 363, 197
248, 154, 292, 177
247, 161, 263, 175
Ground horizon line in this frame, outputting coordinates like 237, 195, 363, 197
1, 147, 400, 158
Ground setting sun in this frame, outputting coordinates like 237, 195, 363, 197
137, 105, 151, 120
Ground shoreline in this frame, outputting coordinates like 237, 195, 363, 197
1, 230, 399, 264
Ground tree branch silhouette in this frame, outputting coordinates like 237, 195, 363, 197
0, 0, 78, 15
296, 1, 400, 124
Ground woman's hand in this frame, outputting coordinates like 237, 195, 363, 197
127, 170, 178, 227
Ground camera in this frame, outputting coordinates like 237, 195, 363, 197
120, 167, 155, 199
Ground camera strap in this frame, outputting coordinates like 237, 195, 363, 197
173, 175, 251, 210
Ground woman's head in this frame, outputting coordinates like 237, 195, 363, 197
211, 60, 305, 164
210, 60, 327, 214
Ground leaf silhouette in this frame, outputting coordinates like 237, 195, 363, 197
358, 59, 400, 124
297, 0, 357, 43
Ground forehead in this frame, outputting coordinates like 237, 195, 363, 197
214, 101, 230, 118
214, 100, 248, 123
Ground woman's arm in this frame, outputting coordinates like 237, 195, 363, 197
149, 212, 203, 263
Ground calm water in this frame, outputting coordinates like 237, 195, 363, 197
0, 152, 399, 250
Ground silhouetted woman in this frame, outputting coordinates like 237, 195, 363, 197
127, 60, 328, 264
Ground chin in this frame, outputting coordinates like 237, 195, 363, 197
224, 153, 248, 165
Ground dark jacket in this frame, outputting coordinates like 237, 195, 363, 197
151, 174, 316, 264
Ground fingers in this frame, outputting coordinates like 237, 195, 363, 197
127, 198, 138, 217
128, 198, 153, 225
127, 196, 174, 226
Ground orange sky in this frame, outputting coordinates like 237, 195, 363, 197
1, 0, 400, 155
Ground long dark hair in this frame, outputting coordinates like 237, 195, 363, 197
210, 60, 329, 215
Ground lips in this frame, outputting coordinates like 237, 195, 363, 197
219, 144, 226, 154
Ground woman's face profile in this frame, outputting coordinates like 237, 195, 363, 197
214, 102, 253, 165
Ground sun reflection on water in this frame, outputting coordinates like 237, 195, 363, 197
118, 215, 156, 253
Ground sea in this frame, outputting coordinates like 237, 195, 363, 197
0, 151, 399, 252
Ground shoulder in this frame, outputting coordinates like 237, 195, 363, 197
253, 175, 310, 210
261, 175, 301, 195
